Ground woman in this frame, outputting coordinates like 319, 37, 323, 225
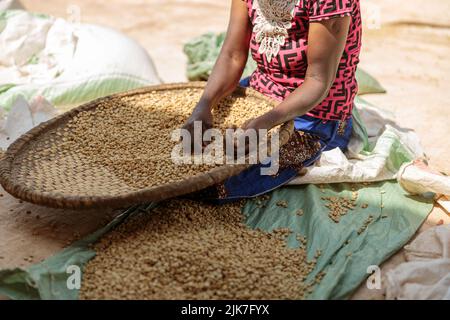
184, 0, 362, 202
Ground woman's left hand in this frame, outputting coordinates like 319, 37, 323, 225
241, 114, 274, 132
232, 114, 275, 155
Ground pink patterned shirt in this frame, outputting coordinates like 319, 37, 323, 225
243, 0, 362, 120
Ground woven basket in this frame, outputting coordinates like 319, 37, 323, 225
0, 82, 294, 209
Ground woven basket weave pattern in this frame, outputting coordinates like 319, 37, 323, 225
0, 83, 294, 209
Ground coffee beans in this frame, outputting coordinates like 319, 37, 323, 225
323, 195, 358, 223
24, 88, 274, 196
276, 200, 288, 208
357, 215, 374, 235
79, 199, 320, 300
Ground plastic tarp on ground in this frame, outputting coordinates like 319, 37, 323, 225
184, 32, 257, 82
0, 10, 161, 111
0, 181, 433, 300
243, 182, 433, 299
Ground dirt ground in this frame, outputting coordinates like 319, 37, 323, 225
0, 0, 449, 299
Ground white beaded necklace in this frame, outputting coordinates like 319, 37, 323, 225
253, 0, 300, 62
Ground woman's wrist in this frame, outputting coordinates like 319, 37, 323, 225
258, 108, 287, 129
266, 98, 312, 128
196, 97, 213, 111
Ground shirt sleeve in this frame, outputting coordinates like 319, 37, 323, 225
308, 0, 353, 22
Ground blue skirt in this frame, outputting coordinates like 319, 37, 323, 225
196, 78, 353, 203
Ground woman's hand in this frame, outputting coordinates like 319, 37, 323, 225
241, 114, 274, 132
181, 100, 213, 151
233, 112, 276, 155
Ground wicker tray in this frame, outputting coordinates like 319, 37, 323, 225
0, 82, 294, 209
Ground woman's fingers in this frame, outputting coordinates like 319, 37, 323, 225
181, 118, 215, 154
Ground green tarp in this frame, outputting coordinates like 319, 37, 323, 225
183, 32, 257, 81
0, 182, 432, 300
243, 181, 433, 299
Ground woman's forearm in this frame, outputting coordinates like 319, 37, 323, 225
199, 48, 249, 108
261, 74, 333, 128
196, 0, 251, 112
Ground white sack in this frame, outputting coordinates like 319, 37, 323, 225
398, 162, 450, 197
0, 10, 161, 111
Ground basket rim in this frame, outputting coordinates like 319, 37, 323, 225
0, 82, 294, 209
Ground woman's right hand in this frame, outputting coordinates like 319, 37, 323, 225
181, 100, 214, 152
